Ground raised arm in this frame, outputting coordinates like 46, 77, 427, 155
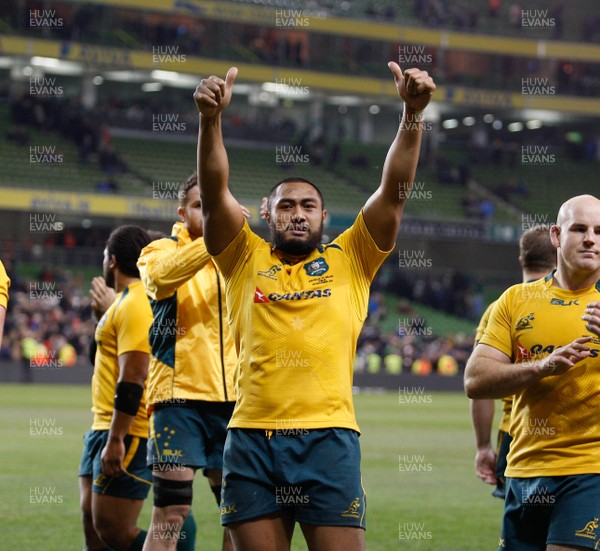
194, 67, 245, 255
363, 62, 436, 251
464, 338, 592, 399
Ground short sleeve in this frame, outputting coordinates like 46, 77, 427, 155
475, 301, 496, 343
333, 210, 393, 285
213, 220, 262, 283
478, 290, 514, 360
114, 289, 152, 355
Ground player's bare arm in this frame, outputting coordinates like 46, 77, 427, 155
470, 399, 497, 485
363, 62, 436, 251
194, 67, 245, 255
101, 351, 148, 477
465, 337, 592, 399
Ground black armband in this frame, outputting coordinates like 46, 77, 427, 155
114, 381, 143, 416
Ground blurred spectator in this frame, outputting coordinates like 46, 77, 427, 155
551, 0, 564, 38
489, 0, 502, 17
96, 177, 120, 194
508, 3, 522, 28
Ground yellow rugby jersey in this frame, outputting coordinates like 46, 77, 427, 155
137, 223, 237, 407
0, 260, 10, 309
214, 211, 392, 431
91, 280, 152, 438
480, 275, 600, 477
475, 301, 512, 434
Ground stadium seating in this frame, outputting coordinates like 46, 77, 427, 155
0, 105, 146, 194
442, 143, 597, 218
224, 0, 588, 42
377, 293, 478, 338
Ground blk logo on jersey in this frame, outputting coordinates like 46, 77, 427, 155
304, 257, 329, 277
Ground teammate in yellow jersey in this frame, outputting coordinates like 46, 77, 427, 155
79, 225, 153, 551
194, 63, 435, 551
465, 195, 600, 551
470, 225, 556, 500
0, 259, 10, 346
137, 173, 245, 551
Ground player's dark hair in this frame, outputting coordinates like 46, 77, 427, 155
106, 225, 151, 278
267, 177, 325, 211
520, 225, 556, 272
179, 172, 198, 207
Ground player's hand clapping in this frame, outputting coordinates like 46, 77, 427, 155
90, 277, 116, 322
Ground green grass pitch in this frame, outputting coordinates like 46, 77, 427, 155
0, 384, 504, 550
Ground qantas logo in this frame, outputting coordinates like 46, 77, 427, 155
268, 289, 331, 301
254, 287, 271, 303
516, 338, 533, 361
254, 288, 332, 303
527, 343, 600, 358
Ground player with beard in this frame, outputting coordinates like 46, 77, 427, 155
193, 62, 435, 551
79, 225, 153, 551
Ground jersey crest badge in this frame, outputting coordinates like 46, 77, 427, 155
304, 257, 329, 277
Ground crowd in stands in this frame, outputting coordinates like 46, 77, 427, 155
411, 0, 566, 37
0, 260, 95, 382
355, 295, 474, 377
351, 264, 484, 376
376, 264, 485, 323
355, 326, 473, 377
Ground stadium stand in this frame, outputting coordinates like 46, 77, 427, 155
2, 0, 600, 384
